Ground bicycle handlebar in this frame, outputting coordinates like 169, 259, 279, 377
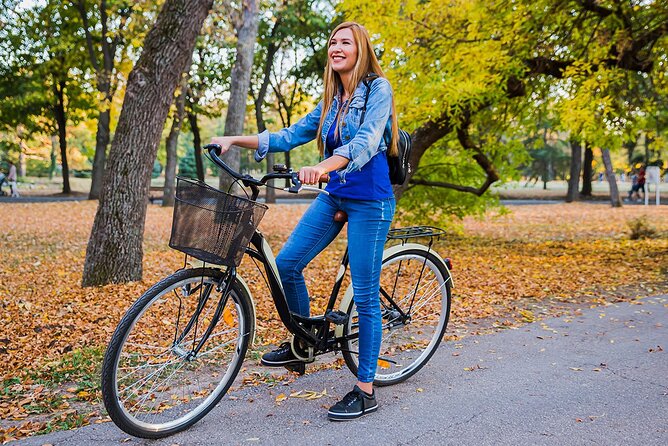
204, 144, 328, 196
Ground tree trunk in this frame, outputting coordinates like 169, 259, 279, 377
89, 107, 111, 199
580, 144, 593, 197
566, 138, 582, 203
395, 116, 456, 199
219, 0, 259, 192
50, 135, 57, 179
254, 35, 280, 203
624, 139, 635, 165
83, 0, 212, 286
76, 0, 117, 200
16, 127, 27, 178
601, 148, 622, 207
53, 80, 70, 194
645, 134, 653, 164
187, 111, 205, 181
164, 76, 188, 207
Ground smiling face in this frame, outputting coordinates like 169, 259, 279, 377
328, 27, 358, 76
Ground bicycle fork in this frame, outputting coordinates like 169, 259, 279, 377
172, 267, 236, 361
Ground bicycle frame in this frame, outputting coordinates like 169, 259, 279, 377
197, 144, 444, 358
243, 229, 353, 352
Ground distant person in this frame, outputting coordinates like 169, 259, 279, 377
626, 166, 645, 202
7, 162, 19, 197
638, 166, 646, 195
0, 171, 7, 196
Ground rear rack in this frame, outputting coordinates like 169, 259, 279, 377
387, 226, 445, 242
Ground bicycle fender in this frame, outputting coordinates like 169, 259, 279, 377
334, 243, 452, 339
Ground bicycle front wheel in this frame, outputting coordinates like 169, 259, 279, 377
342, 246, 452, 386
101, 267, 253, 438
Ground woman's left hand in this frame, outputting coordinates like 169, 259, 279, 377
299, 166, 328, 185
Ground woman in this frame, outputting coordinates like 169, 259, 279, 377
211, 21, 398, 421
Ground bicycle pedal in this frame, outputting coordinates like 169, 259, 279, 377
284, 362, 306, 375
325, 309, 349, 325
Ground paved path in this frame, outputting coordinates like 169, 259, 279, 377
17, 296, 668, 446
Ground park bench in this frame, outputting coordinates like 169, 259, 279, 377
148, 185, 163, 203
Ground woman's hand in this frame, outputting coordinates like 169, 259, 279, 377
209, 136, 236, 154
299, 165, 328, 185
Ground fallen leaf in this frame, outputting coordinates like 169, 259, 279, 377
223, 306, 235, 326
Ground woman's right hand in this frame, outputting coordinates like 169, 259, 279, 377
209, 136, 235, 154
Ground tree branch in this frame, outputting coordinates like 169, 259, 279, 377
74, 0, 99, 71
408, 178, 490, 195
577, 0, 614, 18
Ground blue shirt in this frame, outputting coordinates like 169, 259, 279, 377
325, 119, 393, 199
254, 76, 395, 186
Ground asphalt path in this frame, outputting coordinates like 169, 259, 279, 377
17, 295, 667, 446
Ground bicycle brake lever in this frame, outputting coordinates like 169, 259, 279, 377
287, 173, 302, 193
301, 185, 329, 195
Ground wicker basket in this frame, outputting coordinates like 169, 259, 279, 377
169, 177, 268, 266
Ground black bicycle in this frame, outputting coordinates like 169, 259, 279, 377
101, 144, 453, 438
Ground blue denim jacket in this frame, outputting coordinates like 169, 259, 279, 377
255, 77, 393, 183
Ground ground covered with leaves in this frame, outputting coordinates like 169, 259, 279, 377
1, 201, 667, 442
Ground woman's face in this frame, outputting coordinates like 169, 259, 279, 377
328, 27, 358, 76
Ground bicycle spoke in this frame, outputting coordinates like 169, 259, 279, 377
102, 268, 252, 437
343, 249, 451, 385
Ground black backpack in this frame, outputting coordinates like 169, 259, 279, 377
360, 74, 412, 185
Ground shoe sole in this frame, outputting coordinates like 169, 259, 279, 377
260, 358, 304, 367
327, 403, 378, 421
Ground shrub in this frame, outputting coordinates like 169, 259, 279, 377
627, 216, 657, 240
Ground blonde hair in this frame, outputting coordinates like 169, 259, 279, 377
316, 21, 399, 157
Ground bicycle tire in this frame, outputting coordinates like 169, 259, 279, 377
101, 267, 253, 438
341, 245, 452, 386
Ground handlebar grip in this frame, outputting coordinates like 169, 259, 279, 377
204, 143, 222, 156
319, 174, 330, 183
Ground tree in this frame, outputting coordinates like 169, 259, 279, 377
0, 1, 93, 194
219, 0, 259, 192
342, 0, 668, 216
601, 147, 622, 207
163, 73, 189, 206
82, 0, 213, 286
566, 137, 582, 203
250, 0, 332, 201
74, 0, 153, 199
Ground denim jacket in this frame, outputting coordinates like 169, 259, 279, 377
255, 77, 393, 183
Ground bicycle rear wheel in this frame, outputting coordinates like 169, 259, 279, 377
101, 267, 253, 438
342, 246, 452, 386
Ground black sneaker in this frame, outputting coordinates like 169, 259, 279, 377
260, 342, 301, 366
327, 385, 378, 421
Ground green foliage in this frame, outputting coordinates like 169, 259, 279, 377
340, 0, 667, 218
178, 147, 199, 179
399, 140, 500, 226
152, 159, 163, 179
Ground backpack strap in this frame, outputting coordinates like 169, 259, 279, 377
360, 73, 379, 124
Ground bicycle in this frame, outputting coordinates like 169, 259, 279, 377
101, 144, 453, 438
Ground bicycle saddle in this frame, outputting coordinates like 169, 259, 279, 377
334, 210, 348, 222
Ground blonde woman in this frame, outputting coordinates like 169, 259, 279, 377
211, 21, 398, 420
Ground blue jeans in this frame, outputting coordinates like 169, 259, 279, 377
276, 193, 395, 383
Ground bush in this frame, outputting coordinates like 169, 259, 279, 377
627, 216, 657, 240
26, 159, 53, 177
72, 170, 92, 178
152, 160, 162, 179
178, 147, 198, 179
